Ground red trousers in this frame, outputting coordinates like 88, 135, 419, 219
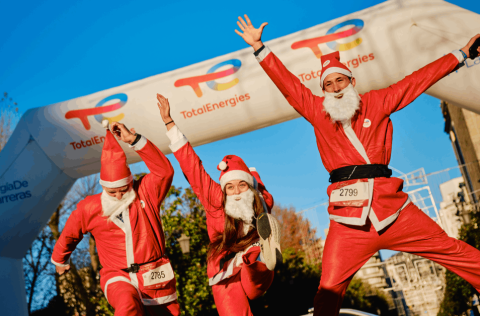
212, 246, 274, 316
107, 281, 180, 316
314, 203, 480, 316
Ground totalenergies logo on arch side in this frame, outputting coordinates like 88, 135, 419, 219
174, 59, 242, 97
65, 93, 128, 130
291, 19, 376, 83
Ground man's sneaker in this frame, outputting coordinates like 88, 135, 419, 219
256, 212, 282, 270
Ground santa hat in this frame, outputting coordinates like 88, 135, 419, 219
320, 51, 352, 89
217, 155, 254, 190
99, 120, 133, 188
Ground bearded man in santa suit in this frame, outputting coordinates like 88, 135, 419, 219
235, 14, 480, 316
155, 93, 281, 316
51, 121, 180, 316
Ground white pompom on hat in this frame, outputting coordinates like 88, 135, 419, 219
217, 155, 254, 190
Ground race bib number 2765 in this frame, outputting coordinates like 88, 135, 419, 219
142, 262, 175, 288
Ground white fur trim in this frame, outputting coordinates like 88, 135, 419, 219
451, 50, 465, 64
218, 161, 227, 171
320, 67, 352, 89
142, 292, 178, 306
248, 167, 257, 172
99, 174, 133, 188
102, 120, 109, 129
220, 170, 254, 190
368, 198, 411, 231
166, 126, 188, 152
104, 276, 138, 304
255, 46, 272, 63
51, 258, 69, 267
128, 135, 147, 151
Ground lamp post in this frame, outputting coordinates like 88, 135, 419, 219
177, 233, 191, 254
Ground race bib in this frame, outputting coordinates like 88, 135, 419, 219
330, 180, 369, 207
142, 262, 175, 289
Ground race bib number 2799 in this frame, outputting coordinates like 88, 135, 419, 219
329, 179, 369, 207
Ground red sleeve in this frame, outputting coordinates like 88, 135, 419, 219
259, 51, 321, 123
172, 142, 224, 239
51, 203, 87, 265
250, 169, 274, 213
135, 139, 174, 209
373, 53, 460, 115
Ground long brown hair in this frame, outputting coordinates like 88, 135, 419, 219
208, 186, 265, 260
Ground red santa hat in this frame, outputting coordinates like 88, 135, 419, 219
320, 51, 352, 89
217, 155, 254, 190
99, 120, 133, 188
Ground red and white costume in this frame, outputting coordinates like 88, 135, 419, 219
256, 46, 480, 315
51, 127, 180, 316
166, 126, 274, 316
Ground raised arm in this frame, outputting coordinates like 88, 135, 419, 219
379, 34, 480, 115
110, 121, 174, 209
157, 94, 224, 217
235, 14, 319, 123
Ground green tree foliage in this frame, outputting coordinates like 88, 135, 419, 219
438, 214, 480, 315
342, 278, 393, 315
160, 185, 215, 316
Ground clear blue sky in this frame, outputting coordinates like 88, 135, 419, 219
2, 0, 479, 259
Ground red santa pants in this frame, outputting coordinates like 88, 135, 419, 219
314, 202, 480, 316
107, 281, 180, 316
212, 246, 274, 316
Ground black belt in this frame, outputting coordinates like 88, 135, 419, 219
122, 258, 162, 274
329, 164, 392, 183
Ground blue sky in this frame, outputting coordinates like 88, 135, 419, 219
2, 0, 479, 259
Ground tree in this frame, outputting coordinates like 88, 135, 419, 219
438, 211, 480, 316
0, 92, 19, 151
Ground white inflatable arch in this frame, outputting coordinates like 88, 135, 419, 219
1, 0, 479, 313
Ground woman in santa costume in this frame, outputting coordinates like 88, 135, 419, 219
51, 121, 180, 316
155, 93, 281, 316
235, 15, 480, 316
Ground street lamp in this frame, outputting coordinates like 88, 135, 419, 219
177, 233, 191, 254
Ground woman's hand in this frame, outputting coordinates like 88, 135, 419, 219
56, 264, 70, 275
234, 14, 267, 51
110, 122, 137, 144
157, 93, 175, 130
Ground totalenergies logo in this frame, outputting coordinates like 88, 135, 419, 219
65, 93, 127, 130
174, 59, 242, 97
291, 19, 364, 59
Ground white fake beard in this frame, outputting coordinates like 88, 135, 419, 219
101, 188, 136, 221
225, 189, 255, 235
323, 84, 361, 123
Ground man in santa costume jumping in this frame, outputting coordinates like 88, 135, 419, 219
51, 121, 180, 316
235, 14, 480, 316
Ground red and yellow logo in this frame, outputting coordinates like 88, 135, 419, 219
291, 19, 364, 59
174, 59, 242, 97
65, 93, 127, 130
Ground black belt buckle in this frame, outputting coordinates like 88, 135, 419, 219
129, 263, 140, 273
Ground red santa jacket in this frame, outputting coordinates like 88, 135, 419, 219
166, 126, 274, 283
51, 137, 177, 306
257, 46, 461, 230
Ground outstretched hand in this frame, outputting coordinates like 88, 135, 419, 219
157, 93, 175, 130
110, 122, 137, 144
234, 14, 267, 51
461, 34, 480, 59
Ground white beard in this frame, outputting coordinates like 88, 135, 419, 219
225, 189, 255, 235
323, 84, 361, 123
101, 188, 136, 221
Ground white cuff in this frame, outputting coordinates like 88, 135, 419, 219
451, 50, 465, 64
166, 125, 188, 152
51, 257, 70, 267
129, 135, 147, 151
255, 46, 272, 63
